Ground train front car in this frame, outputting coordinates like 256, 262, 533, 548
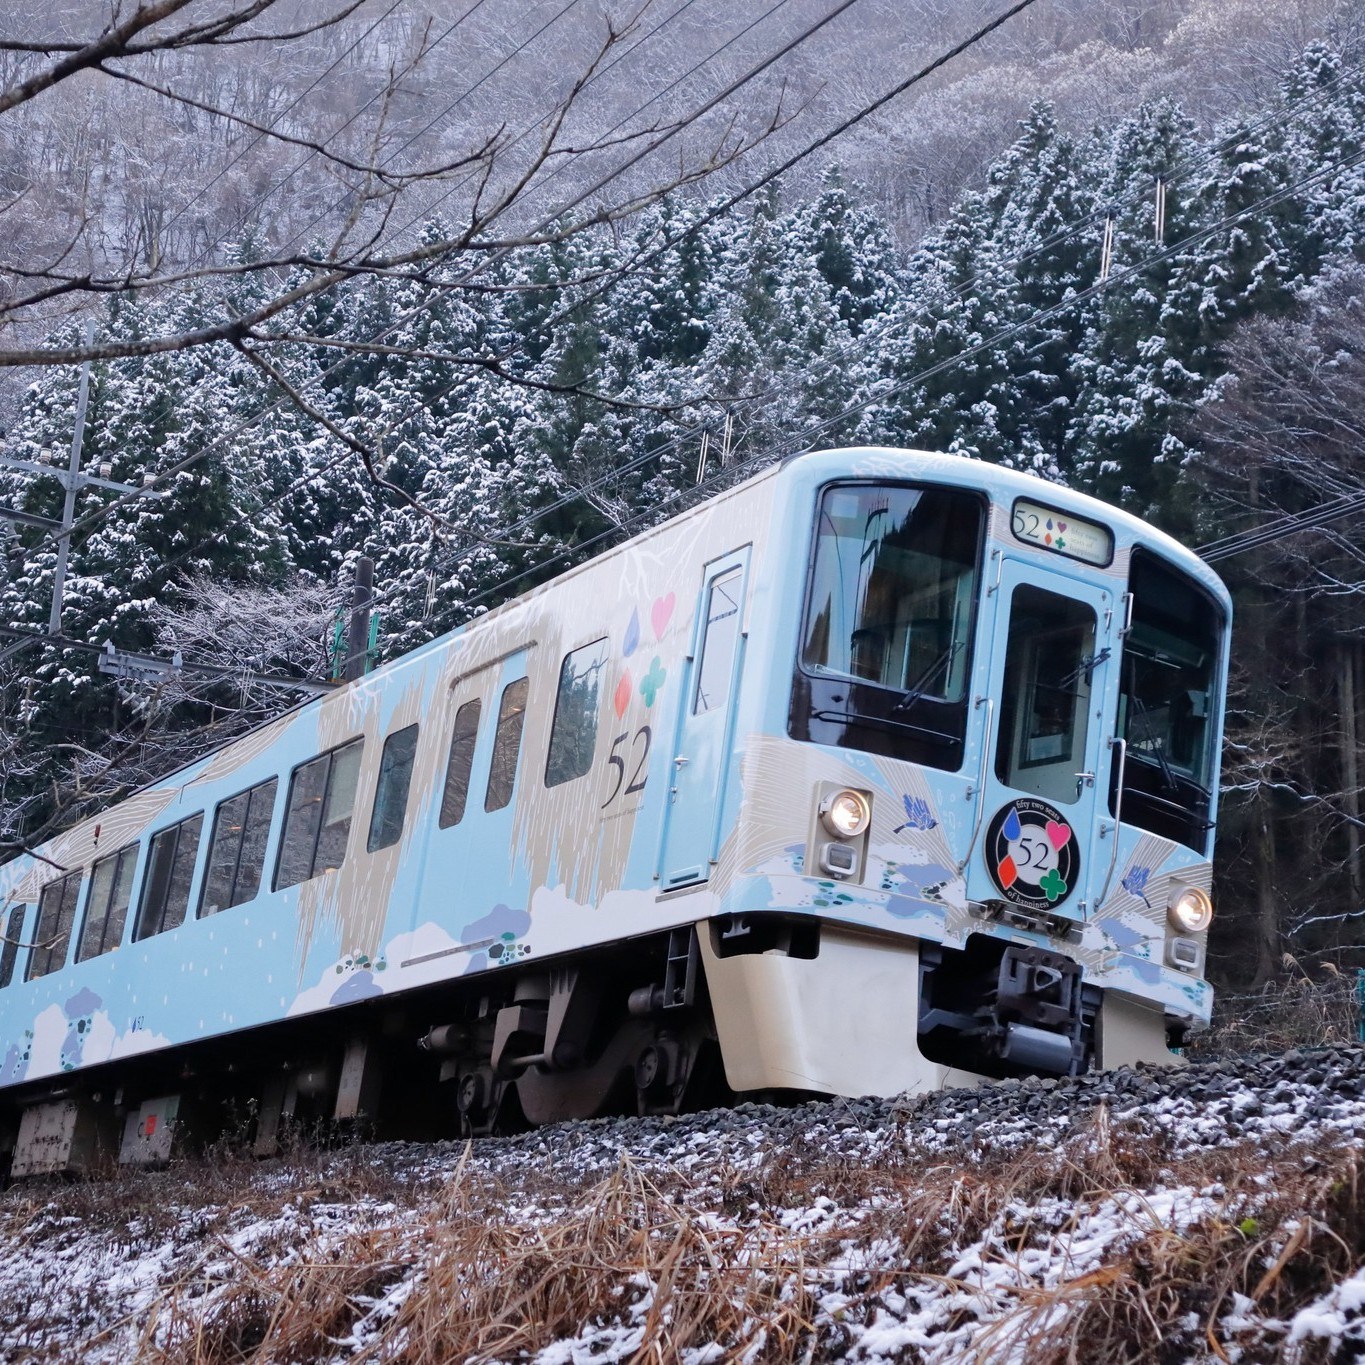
0, 445, 1228, 1172
706, 448, 1229, 1097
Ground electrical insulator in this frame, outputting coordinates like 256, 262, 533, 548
98, 462, 112, 479
143, 473, 157, 488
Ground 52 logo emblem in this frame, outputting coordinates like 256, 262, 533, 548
984, 798, 1080, 911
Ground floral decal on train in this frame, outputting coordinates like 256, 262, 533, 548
985, 799, 1080, 911
894, 794, 937, 833
639, 658, 666, 707
1120, 865, 1154, 906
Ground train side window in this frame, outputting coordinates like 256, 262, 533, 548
275, 738, 364, 889
546, 639, 608, 787
1111, 551, 1223, 852
135, 813, 204, 941
439, 700, 481, 828
368, 724, 420, 852
485, 677, 529, 812
28, 871, 83, 980
0, 905, 27, 987
77, 843, 138, 962
200, 778, 279, 916
694, 570, 743, 714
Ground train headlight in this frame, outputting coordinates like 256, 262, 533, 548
819, 789, 871, 839
1168, 886, 1213, 934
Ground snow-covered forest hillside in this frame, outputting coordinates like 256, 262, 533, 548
3, 0, 1365, 996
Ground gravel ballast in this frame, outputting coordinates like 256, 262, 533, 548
4, 1048, 1365, 1362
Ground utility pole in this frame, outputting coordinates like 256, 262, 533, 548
343, 556, 376, 682
0, 335, 333, 695
47, 333, 95, 634
0, 327, 166, 663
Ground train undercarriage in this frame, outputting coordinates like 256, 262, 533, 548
0, 915, 1177, 1178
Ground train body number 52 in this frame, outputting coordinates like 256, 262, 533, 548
602, 726, 651, 807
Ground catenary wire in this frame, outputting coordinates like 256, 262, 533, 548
355, 125, 1365, 625
44, 0, 876, 551
75, 0, 1039, 620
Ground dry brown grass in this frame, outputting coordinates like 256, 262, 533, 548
5, 1109, 1365, 1363
1188, 962, 1362, 1060
17, 1118, 1339, 1362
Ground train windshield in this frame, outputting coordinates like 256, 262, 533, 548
791, 483, 984, 771
1112, 551, 1224, 851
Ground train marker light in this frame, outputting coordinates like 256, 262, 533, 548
1168, 886, 1213, 934
819, 789, 871, 839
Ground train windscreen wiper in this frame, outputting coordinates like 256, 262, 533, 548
1124, 693, 1212, 797
891, 640, 964, 715
812, 708, 960, 745
1056, 646, 1111, 691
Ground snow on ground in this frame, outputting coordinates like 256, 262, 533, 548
4, 1048, 1365, 1362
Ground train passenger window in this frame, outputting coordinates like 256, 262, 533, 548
1111, 551, 1224, 851
694, 572, 742, 714
368, 724, 420, 852
439, 700, 482, 828
546, 639, 608, 786
200, 778, 279, 916
77, 843, 138, 962
0, 905, 27, 987
28, 870, 83, 980
275, 738, 364, 889
135, 813, 204, 941
995, 586, 1097, 806
485, 677, 529, 812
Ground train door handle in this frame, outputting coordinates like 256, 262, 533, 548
673, 756, 689, 768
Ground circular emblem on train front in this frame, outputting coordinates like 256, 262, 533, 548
985, 798, 1080, 911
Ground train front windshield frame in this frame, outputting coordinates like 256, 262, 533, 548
790, 482, 985, 771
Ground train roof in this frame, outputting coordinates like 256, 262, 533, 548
787, 447, 1230, 606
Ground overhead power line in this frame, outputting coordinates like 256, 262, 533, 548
48, 0, 871, 554
1198, 491, 1365, 563
83, 0, 1044, 624
378, 0, 792, 252
275, 0, 582, 257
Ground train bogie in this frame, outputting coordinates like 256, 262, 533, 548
0, 448, 1231, 1172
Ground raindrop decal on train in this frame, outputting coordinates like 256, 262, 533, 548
623, 607, 640, 657
613, 670, 632, 718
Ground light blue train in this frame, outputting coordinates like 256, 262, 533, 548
0, 448, 1230, 1173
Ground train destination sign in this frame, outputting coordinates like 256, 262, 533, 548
1010, 499, 1113, 566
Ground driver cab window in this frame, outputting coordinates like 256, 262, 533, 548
1112, 551, 1223, 850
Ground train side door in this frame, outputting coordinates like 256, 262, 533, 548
966, 560, 1117, 923
657, 549, 750, 889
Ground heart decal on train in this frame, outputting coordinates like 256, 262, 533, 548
651, 592, 675, 639
1045, 820, 1072, 851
